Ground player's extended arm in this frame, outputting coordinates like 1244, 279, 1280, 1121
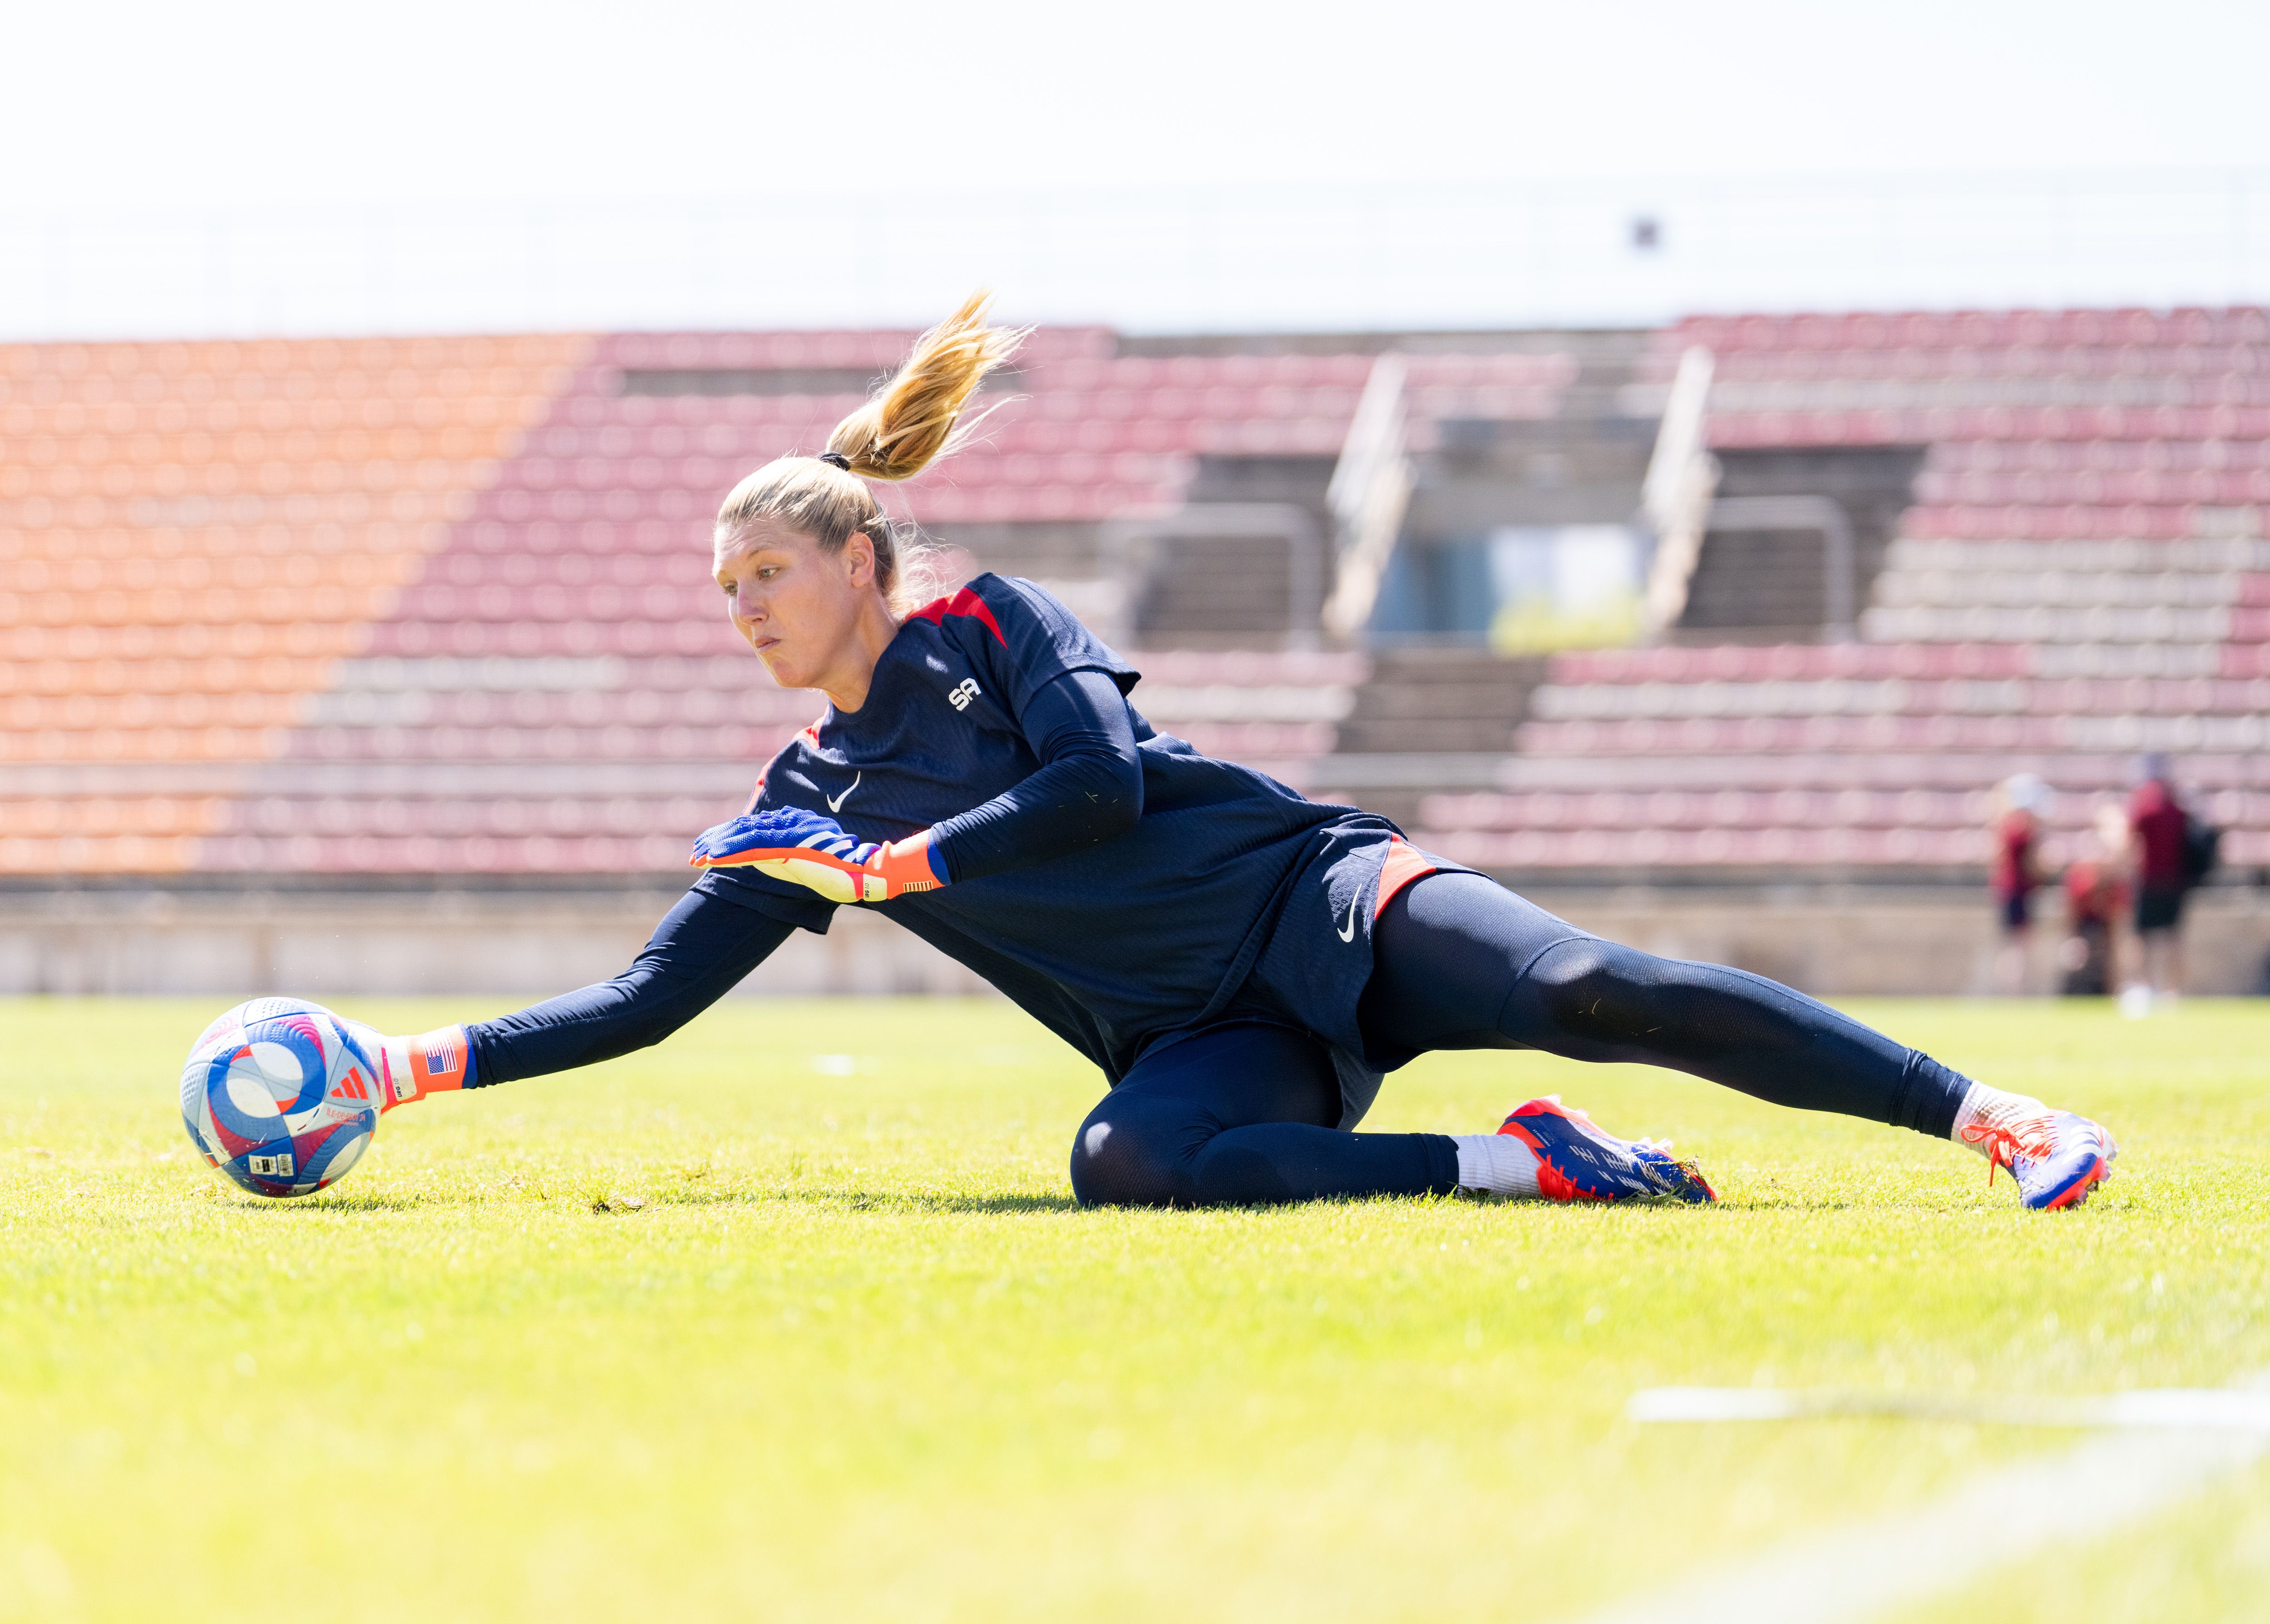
347, 887, 799, 1092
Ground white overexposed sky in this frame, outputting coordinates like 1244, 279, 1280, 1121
8, 0, 2270, 336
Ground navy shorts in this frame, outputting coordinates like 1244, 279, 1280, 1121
2136, 886, 2185, 933
1998, 892, 2032, 933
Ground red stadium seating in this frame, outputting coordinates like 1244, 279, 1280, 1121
1407, 310, 2270, 873
0, 336, 592, 872
10, 311, 2270, 880
3, 329, 1426, 875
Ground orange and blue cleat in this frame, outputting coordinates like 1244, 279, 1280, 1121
1969, 1110, 2118, 1210
1497, 1094, 1717, 1204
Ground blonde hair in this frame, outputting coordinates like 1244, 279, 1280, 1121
714, 292, 1026, 614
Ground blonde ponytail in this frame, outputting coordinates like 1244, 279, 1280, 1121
828, 291, 1026, 481
714, 292, 1026, 614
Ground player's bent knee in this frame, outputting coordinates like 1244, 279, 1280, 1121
1068, 1108, 1191, 1207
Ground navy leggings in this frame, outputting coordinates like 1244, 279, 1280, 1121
1067, 872, 1974, 1207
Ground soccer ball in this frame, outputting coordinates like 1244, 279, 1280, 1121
180, 997, 385, 1198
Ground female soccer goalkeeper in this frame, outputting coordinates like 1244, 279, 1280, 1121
363, 296, 2116, 1212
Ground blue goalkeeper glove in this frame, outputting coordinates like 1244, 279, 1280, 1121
690, 806, 948, 903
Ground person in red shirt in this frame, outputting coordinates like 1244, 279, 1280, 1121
2126, 753, 2190, 1009
1990, 774, 2050, 995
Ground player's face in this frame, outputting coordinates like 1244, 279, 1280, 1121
713, 520, 879, 692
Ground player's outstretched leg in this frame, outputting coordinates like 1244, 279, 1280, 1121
1359, 872, 2117, 1209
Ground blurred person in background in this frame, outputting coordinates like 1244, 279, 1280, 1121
1989, 773, 2052, 996
2058, 802, 2131, 998
2123, 753, 2190, 1015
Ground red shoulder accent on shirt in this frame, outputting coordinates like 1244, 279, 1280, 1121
906, 585, 1007, 646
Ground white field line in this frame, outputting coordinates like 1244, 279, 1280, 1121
1560, 1382, 2270, 1624
1628, 1385, 2270, 1431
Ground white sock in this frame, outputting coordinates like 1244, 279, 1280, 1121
1951, 1081, 2055, 1158
1454, 1133, 1543, 1197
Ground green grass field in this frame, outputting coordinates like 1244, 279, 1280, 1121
5, 995, 2268, 1623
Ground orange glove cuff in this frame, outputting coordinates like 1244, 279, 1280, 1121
380, 1025, 471, 1110
864, 836, 945, 898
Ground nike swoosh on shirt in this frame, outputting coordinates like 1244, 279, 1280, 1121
1337, 893, 1360, 943
826, 771, 861, 813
